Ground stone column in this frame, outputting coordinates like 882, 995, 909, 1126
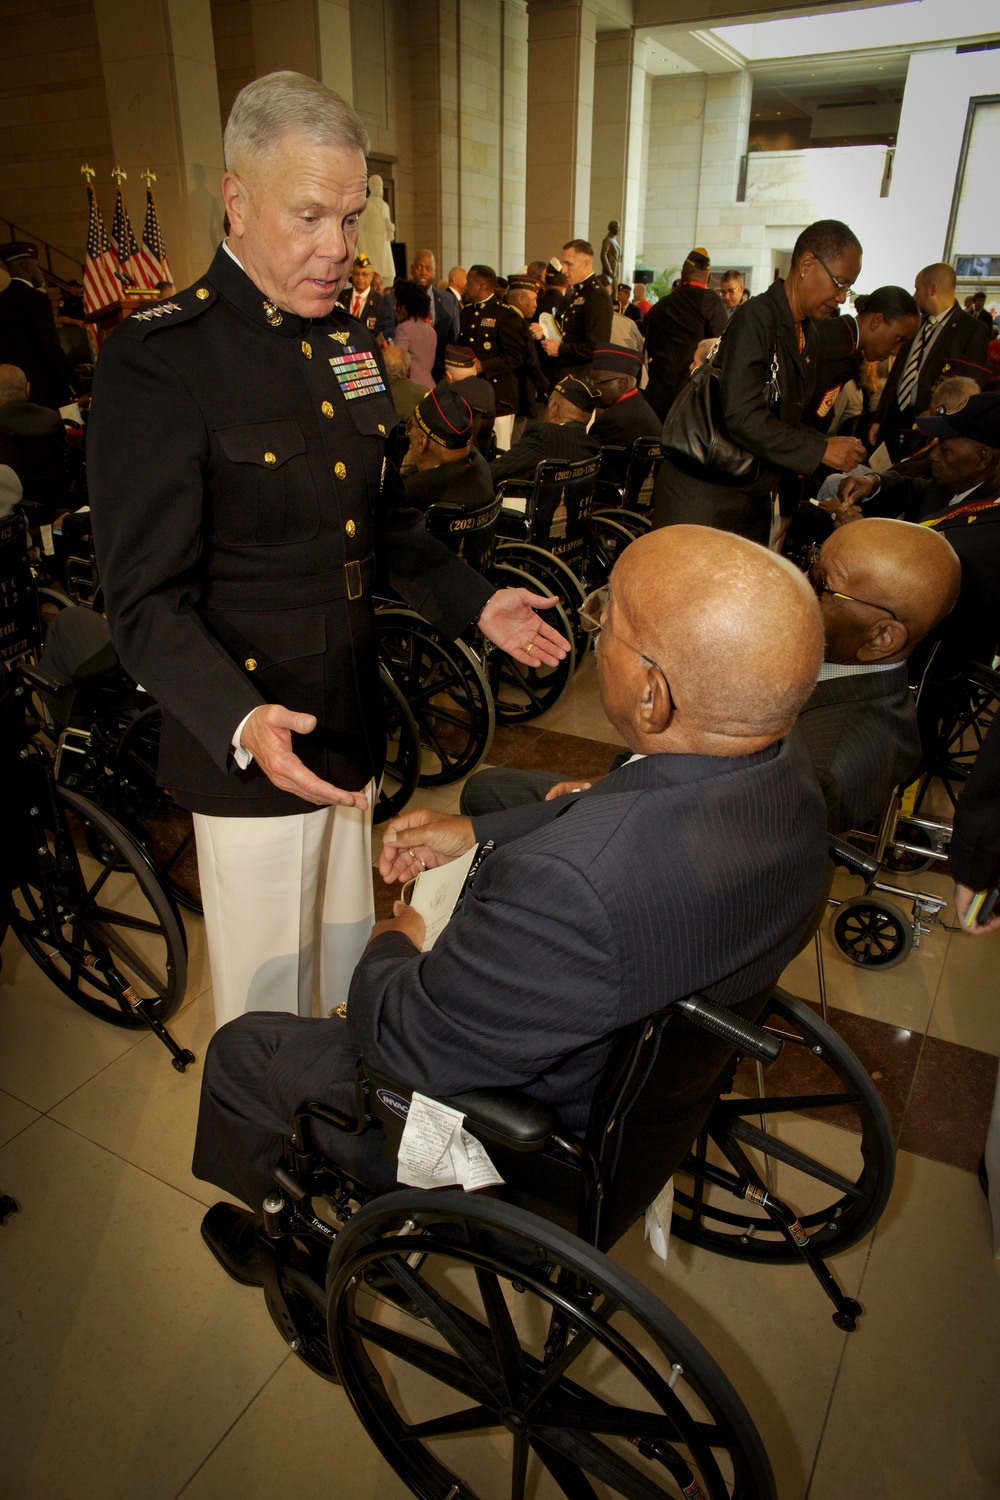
590, 30, 647, 286
500, 0, 529, 273
93, 0, 225, 288
249, 0, 353, 103
525, 0, 597, 259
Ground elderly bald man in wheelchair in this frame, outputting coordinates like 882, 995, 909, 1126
194, 524, 827, 1241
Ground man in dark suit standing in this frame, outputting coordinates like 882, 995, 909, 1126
0, 363, 68, 519
191, 525, 829, 1250
0, 243, 74, 412
410, 248, 460, 381
872, 262, 990, 459
643, 248, 728, 421
336, 252, 393, 341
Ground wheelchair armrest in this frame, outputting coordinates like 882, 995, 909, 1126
438, 1087, 559, 1152
828, 836, 879, 882
365, 1063, 559, 1152
20, 663, 69, 700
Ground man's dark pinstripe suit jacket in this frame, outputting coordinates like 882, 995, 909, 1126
350, 743, 827, 1135
192, 740, 828, 1210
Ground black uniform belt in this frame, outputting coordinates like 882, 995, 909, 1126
201, 554, 376, 611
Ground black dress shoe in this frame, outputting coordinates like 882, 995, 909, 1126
201, 1202, 265, 1287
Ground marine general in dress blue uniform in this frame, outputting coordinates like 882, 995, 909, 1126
88, 71, 567, 1029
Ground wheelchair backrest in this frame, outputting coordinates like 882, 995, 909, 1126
0, 509, 41, 667
586, 982, 776, 1251
525, 456, 603, 574
623, 438, 665, 516
424, 493, 504, 574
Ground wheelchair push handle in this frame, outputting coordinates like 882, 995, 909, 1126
672, 995, 783, 1065
19, 662, 69, 700
828, 836, 879, 882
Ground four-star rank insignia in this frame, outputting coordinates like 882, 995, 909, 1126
131, 301, 182, 322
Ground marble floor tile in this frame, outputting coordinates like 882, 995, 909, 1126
897, 1035, 998, 1172
0, 1088, 39, 1149
927, 920, 1000, 1054
0, 1117, 286, 1500
0, 931, 146, 1112
48, 988, 227, 1207
808, 1150, 1000, 1500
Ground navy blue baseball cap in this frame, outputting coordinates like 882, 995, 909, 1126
917, 391, 1000, 446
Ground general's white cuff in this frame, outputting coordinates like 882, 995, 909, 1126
232, 709, 256, 769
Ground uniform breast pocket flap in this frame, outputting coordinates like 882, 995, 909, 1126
214, 420, 318, 546
347, 393, 399, 441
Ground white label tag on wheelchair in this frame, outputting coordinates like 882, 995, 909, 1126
40, 524, 55, 556
397, 1092, 505, 1192
644, 1178, 674, 1263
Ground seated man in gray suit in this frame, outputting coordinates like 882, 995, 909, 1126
193, 526, 830, 1278
463, 518, 960, 837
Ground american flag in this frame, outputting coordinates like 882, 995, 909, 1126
82, 184, 120, 315
136, 185, 173, 288
110, 187, 151, 289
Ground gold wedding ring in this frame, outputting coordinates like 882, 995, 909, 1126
526, 642, 534, 654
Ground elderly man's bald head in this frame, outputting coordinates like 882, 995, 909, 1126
601, 527, 823, 755
817, 519, 960, 665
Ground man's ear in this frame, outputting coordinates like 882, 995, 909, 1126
858, 617, 908, 662
221, 171, 248, 237
639, 663, 672, 734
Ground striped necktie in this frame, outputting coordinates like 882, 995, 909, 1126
895, 316, 931, 411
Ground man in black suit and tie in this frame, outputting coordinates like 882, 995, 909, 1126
411, 248, 460, 381
0, 363, 69, 519
872, 262, 990, 459
335, 252, 393, 340
192, 525, 830, 1264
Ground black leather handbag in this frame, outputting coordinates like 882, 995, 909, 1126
661, 331, 780, 485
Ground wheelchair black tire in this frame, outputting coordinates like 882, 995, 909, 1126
484, 564, 576, 725
830, 896, 913, 969
376, 607, 495, 787
494, 540, 589, 659
11, 786, 187, 1026
327, 1188, 776, 1500
588, 514, 638, 585
113, 705, 203, 913
374, 663, 421, 824
672, 991, 895, 1262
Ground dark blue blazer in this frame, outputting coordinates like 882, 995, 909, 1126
348, 741, 828, 1134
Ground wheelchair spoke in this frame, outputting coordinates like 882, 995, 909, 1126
540, 1402, 683, 1443
473, 1263, 527, 1402
372, 1257, 509, 1403
533, 1427, 679, 1499
345, 1312, 496, 1405
511, 1430, 529, 1500
402, 1404, 499, 1441
523, 1294, 622, 1411
88, 905, 166, 936
530, 1439, 600, 1499
725, 1119, 863, 1198
715, 1091, 863, 1118
87, 918, 166, 995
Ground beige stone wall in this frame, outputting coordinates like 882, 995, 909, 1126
0, 0, 114, 274
211, 0, 255, 130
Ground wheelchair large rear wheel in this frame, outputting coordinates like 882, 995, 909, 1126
376, 607, 495, 787
484, 565, 576, 725
327, 1189, 776, 1500
495, 540, 589, 660
375, 663, 421, 824
11, 786, 187, 1026
113, 705, 202, 913
672, 990, 894, 1262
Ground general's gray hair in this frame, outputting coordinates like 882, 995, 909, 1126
224, 71, 370, 174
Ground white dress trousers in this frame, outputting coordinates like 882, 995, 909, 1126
193, 786, 376, 1028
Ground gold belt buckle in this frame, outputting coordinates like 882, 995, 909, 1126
345, 558, 363, 600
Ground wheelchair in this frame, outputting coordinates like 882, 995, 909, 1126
823, 662, 999, 969
590, 436, 666, 560
494, 454, 605, 662
241, 844, 892, 1498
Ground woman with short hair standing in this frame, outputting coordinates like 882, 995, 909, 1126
653, 219, 868, 545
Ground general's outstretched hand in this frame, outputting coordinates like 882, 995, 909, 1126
478, 586, 570, 667
241, 704, 370, 808
379, 807, 476, 884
